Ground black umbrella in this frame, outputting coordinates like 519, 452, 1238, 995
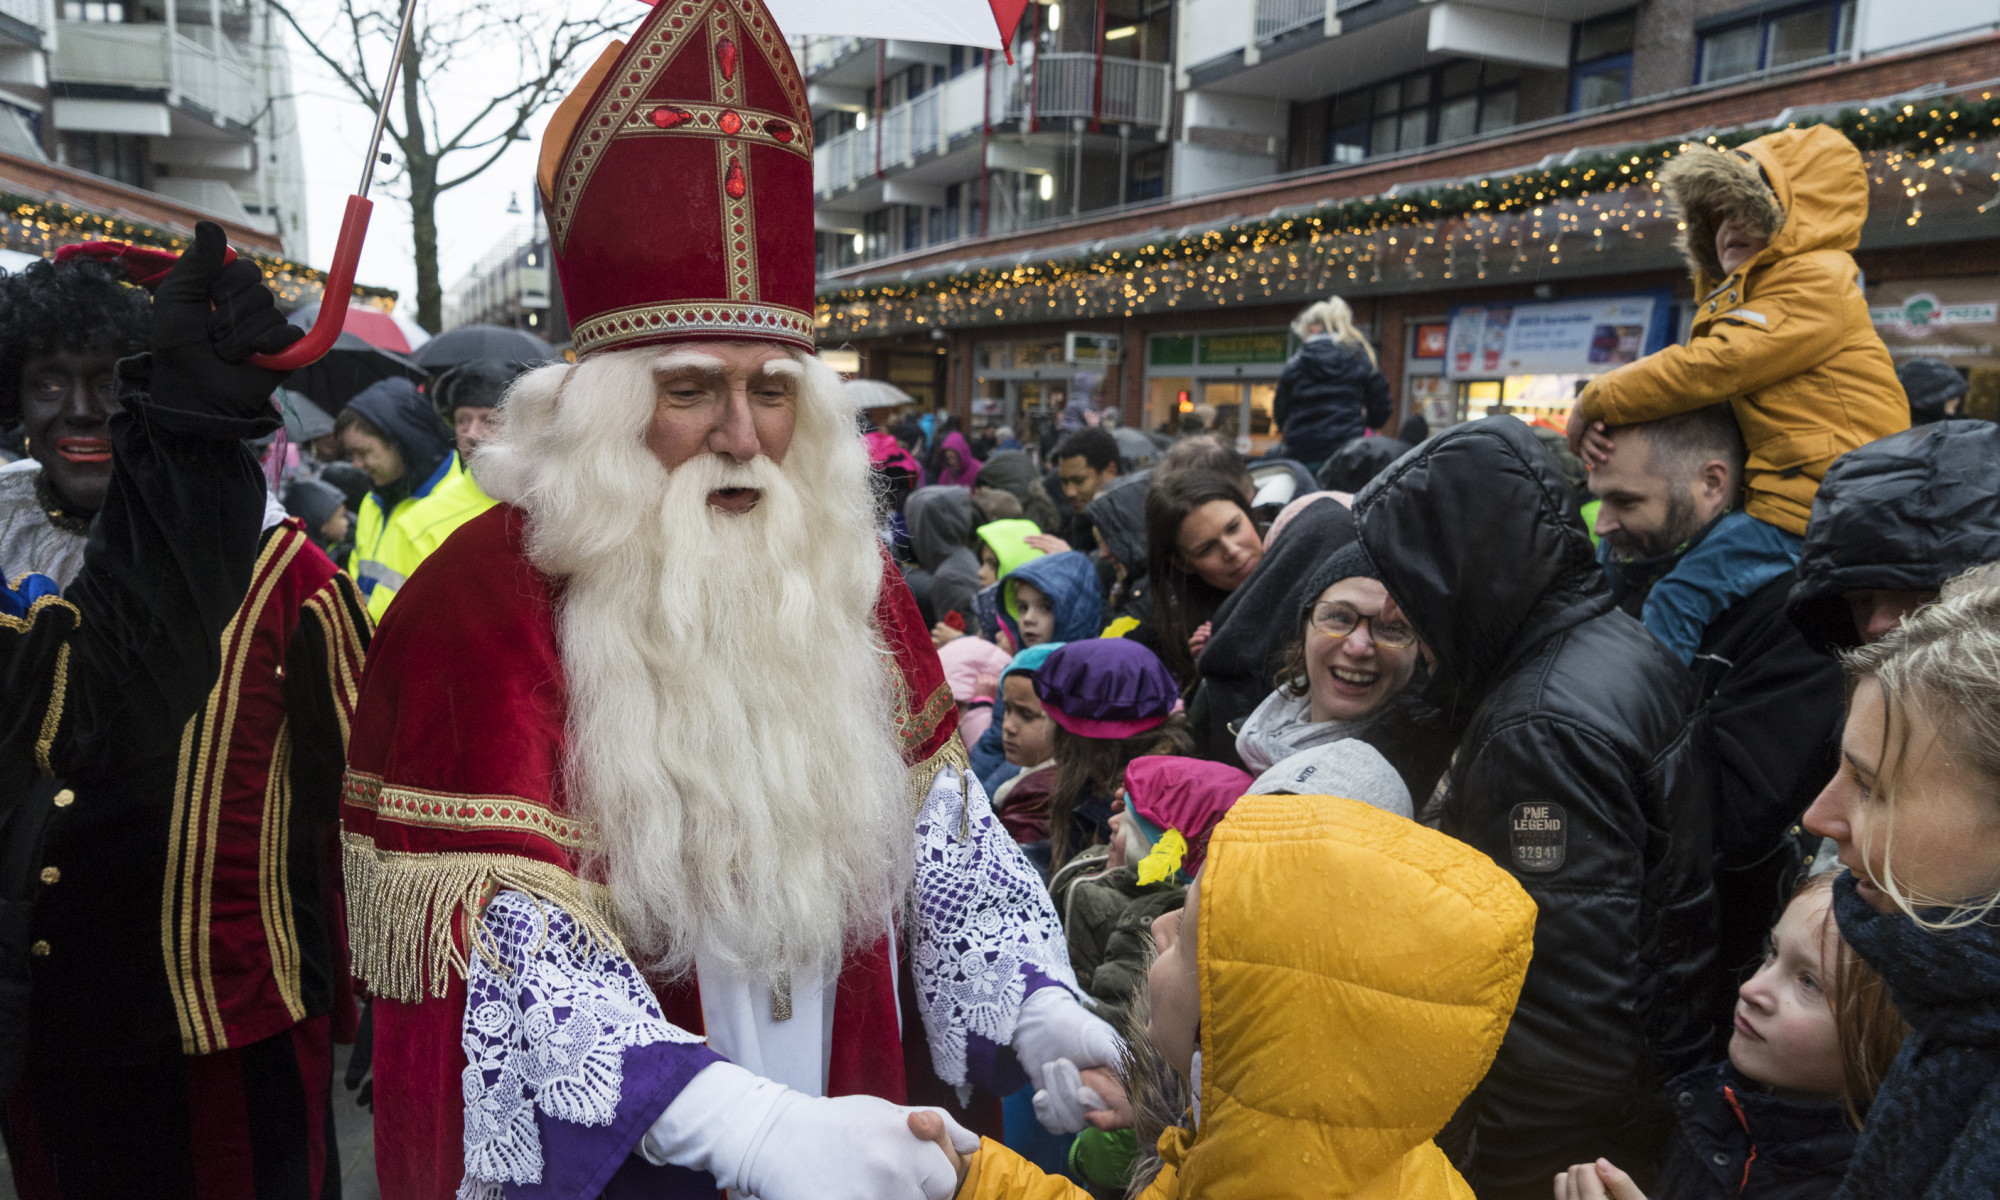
283, 332, 429, 414
415, 324, 556, 372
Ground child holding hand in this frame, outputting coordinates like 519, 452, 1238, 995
910, 790, 1537, 1200
1553, 870, 1907, 1200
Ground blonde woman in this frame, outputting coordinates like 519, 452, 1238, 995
1801, 586, 2000, 1198
1272, 296, 1391, 470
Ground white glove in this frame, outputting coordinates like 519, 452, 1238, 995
1030, 1058, 1107, 1136
641, 1061, 979, 1200
1011, 988, 1123, 1133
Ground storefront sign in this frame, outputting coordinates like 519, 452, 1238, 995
1150, 335, 1197, 367
1445, 293, 1670, 380
1200, 332, 1289, 365
1867, 278, 2000, 368
1413, 323, 1449, 359
1066, 332, 1121, 366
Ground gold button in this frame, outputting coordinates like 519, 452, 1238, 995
30, 940, 49, 957
52, 789, 73, 808
38, 867, 58, 885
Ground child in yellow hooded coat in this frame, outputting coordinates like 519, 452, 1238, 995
1567, 124, 1908, 538
909, 792, 1537, 1199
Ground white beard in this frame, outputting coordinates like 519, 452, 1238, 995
473, 347, 914, 982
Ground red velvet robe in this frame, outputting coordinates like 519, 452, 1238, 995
342, 505, 965, 1200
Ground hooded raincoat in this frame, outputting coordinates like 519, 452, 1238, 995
1001, 551, 1105, 646
935, 431, 983, 488
344, 377, 466, 620
1786, 419, 2000, 654
958, 793, 1536, 1200
1574, 125, 1908, 536
906, 486, 984, 629
977, 519, 1046, 582
1355, 417, 1718, 1195
1087, 470, 1152, 623
978, 451, 1065, 534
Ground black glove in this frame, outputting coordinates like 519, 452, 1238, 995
147, 220, 304, 416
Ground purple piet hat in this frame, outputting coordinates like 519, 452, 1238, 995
1032, 639, 1181, 739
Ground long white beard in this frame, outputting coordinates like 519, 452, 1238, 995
473, 348, 914, 981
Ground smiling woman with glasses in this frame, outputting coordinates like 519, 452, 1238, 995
1232, 539, 1454, 799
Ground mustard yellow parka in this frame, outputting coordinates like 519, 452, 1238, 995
1575, 124, 1908, 536
958, 794, 1536, 1200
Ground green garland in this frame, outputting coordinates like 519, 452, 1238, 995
0, 192, 401, 306
817, 90, 2000, 312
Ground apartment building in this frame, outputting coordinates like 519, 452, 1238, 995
813, 1, 2000, 445
442, 206, 567, 341
0, 0, 309, 260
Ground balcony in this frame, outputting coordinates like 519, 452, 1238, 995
0, 0, 43, 36
1024, 54, 1170, 126
52, 21, 259, 128
1255, 0, 1325, 42
796, 35, 866, 79
814, 55, 1171, 200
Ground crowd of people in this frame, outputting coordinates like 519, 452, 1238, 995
0, 14, 1994, 1200
869, 120, 2000, 1200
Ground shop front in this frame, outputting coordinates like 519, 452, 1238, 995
1143, 327, 1297, 454
1867, 275, 2000, 421
970, 334, 1127, 441
1435, 291, 1678, 433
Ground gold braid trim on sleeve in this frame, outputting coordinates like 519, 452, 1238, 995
908, 732, 971, 819
341, 829, 623, 1003
33, 642, 69, 777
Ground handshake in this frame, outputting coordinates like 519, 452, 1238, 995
645, 990, 1130, 1200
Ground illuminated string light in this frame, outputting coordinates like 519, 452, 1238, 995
816, 91, 2000, 338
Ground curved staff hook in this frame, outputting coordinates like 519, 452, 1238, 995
246, 0, 422, 371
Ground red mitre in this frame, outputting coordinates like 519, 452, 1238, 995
537, 0, 816, 357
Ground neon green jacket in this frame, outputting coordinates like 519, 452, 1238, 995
349, 452, 496, 622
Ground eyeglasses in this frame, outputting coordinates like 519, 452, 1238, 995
1310, 602, 1416, 649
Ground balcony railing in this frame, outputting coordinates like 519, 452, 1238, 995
1027, 54, 1170, 126
52, 21, 260, 126
0, 0, 42, 31
1255, 0, 1325, 41
814, 56, 1169, 197
797, 34, 865, 78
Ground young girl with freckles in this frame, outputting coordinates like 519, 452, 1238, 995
1554, 870, 1908, 1200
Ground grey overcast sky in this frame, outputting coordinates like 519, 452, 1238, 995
285, 10, 584, 315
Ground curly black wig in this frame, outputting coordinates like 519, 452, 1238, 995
0, 258, 151, 420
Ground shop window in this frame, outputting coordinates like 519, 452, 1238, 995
1697, 0, 1854, 85
1570, 10, 1634, 111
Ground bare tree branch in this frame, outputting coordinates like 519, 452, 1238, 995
272, 0, 638, 331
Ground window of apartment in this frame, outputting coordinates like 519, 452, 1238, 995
1697, 0, 1854, 85
862, 209, 891, 260
1570, 11, 1635, 110
59, 131, 145, 187
903, 204, 923, 252
1128, 145, 1167, 201
62, 1, 126, 19
947, 46, 988, 78
1330, 61, 1519, 161
945, 183, 963, 240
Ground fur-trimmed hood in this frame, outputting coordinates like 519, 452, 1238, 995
1658, 124, 1866, 288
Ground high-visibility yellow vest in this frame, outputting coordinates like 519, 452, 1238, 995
349, 452, 497, 622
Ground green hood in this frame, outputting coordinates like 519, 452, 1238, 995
977, 519, 1045, 580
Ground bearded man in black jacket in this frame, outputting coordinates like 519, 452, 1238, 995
1353, 417, 1718, 1200
1587, 406, 1843, 1032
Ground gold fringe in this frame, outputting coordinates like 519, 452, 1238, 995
908, 733, 971, 818
342, 829, 621, 1003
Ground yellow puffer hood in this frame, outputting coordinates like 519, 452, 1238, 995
1660, 124, 1867, 292
1172, 794, 1535, 1199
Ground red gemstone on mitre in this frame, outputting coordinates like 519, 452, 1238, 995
718, 111, 742, 135
768, 120, 794, 143
717, 37, 738, 81
724, 159, 747, 199
651, 106, 693, 129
